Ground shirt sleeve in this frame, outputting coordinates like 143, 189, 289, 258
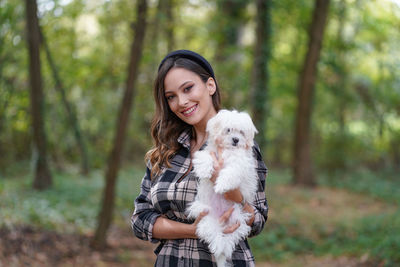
131, 165, 162, 243
248, 143, 268, 238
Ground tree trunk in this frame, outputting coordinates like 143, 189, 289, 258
161, 0, 174, 52
293, 0, 330, 186
250, 0, 271, 152
40, 28, 90, 175
25, 0, 52, 190
90, 0, 148, 250
213, 0, 249, 108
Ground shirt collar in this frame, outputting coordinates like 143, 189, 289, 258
177, 128, 208, 151
177, 129, 192, 150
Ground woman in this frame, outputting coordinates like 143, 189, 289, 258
131, 50, 268, 266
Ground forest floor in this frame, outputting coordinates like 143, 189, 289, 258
1, 183, 393, 267
0, 224, 371, 267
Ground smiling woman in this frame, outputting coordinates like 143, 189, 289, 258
130, 50, 268, 267
164, 67, 217, 135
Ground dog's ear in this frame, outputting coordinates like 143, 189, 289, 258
206, 115, 222, 138
243, 112, 258, 149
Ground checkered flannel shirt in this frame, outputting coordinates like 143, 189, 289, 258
131, 130, 268, 267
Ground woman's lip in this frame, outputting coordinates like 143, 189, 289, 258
182, 104, 198, 117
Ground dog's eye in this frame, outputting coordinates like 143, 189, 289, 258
240, 130, 244, 135
226, 128, 230, 133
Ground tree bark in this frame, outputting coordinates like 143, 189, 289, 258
213, 0, 249, 108
40, 28, 90, 175
293, 0, 330, 186
250, 0, 271, 152
25, 0, 52, 190
90, 0, 148, 250
161, 0, 174, 52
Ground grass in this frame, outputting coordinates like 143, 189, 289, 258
249, 167, 399, 266
0, 165, 399, 266
0, 165, 145, 234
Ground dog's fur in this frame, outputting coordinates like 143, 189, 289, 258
187, 109, 259, 267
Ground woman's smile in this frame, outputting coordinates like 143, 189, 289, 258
182, 104, 198, 117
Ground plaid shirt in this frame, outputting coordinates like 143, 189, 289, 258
131, 130, 268, 267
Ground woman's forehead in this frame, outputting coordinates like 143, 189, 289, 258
164, 68, 199, 92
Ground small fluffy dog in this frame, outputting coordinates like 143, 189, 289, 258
187, 109, 259, 267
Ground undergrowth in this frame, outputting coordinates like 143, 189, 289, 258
249, 167, 399, 266
0, 166, 144, 234
0, 166, 398, 266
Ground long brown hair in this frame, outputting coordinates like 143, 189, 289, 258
146, 57, 221, 178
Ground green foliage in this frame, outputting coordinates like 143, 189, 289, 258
249, 168, 399, 265
319, 167, 400, 204
0, 166, 144, 233
317, 213, 400, 266
1, 0, 400, 172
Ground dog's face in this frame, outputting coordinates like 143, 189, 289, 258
206, 110, 258, 150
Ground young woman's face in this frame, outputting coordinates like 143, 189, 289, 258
164, 67, 217, 129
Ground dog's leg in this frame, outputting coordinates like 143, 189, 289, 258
215, 254, 228, 267
214, 167, 242, 194
193, 150, 214, 179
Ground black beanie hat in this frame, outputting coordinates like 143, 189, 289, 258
158, 50, 215, 79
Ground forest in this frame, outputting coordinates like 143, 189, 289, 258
0, 0, 399, 266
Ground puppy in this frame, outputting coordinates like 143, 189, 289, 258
187, 109, 259, 267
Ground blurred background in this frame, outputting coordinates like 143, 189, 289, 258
0, 0, 399, 266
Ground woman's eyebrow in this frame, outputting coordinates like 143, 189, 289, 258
179, 81, 192, 89
165, 81, 192, 94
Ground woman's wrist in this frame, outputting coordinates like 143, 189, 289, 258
187, 223, 198, 239
243, 202, 255, 226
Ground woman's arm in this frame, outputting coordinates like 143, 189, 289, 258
248, 144, 268, 237
153, 206, 240, 239
152, 210, 208, 239
131, 166, 162, 243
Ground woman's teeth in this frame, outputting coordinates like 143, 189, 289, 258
183, 105, 196, 115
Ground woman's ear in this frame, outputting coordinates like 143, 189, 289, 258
206, 77, 216, 95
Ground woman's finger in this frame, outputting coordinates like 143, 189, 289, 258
211, 151, 218, 163
219, 206, 234, 224
223, 222, 240, 234
194, 210, 209, 225
217, 147, 224, 165
211, 152, 219, 170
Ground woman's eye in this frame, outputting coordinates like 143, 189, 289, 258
166, 95, 174, 101
184, 85, 193, 92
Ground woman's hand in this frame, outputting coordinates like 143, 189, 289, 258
224, 190, 256, 226
210, 147, 224, 183
219, 206, 240, 234
190, 211, 208, 238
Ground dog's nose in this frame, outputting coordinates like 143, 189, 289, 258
232, 137, 239, 145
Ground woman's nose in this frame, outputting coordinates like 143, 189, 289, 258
178, 95, 188, 106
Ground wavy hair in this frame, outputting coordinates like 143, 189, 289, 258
145, 57, 221, 178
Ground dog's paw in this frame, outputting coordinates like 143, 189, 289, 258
214, 172, 240, 194
193, 151, 214, 179
213, 180, 230, 194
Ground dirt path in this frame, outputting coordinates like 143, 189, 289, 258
0, 225, 156, 267
1, 225, 374, 267
1, 184, 391, 266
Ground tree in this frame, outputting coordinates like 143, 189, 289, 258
212, 0, 249, 108
160, 0, 175, 52
90, 0, 148, 250
250, 0, 271, 152
40, 28, 90, 175
25, 0, 52, 190
293, 0, 330, 186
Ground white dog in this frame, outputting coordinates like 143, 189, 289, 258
187, 109, 259, 267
